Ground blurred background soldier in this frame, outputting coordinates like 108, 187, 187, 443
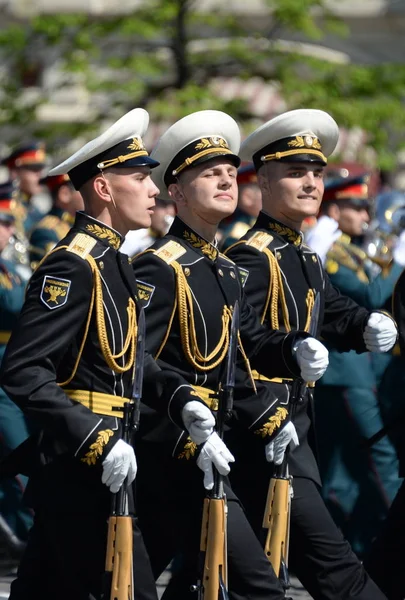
0, 182, 33, 560
219, 162, 262, 250
307, 174, 404, 558
29, 173, 84, 270
1, 143, 49, 280
2, 142, 49, 225
121, 197, 175, 258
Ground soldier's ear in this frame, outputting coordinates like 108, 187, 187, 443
168, 182, 186, 206
93, 174, 111, 202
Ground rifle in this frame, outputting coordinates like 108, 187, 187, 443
102, 307, 146, 600
194, 301, 240, 600
263, 292, 321, 596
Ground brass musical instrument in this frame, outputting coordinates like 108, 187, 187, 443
1, 233, 33, 280
362, 190, 405, 275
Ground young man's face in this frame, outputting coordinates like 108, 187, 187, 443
260, 161, 325, 223
105, 166, 160, 231
171, 157, 238, 225
14, 166, 44, 197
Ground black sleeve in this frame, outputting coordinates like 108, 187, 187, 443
0, 249, 117, 461
132, 252, 206, 429
239, 290, 307, 379
321, 270, 370, 352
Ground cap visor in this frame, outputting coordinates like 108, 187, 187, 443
110, 156, 160, 169
278, 154, 327, 166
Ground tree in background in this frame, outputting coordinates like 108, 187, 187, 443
1, 0, 405, 169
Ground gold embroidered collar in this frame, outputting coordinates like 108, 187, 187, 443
170, 218, 218, 261
75, 212, 123, 250
256, 212, 302, 246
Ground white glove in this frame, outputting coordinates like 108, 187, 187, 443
295, 338, 329, 381
196, 432, 235, 490
265, 421, 299, 464
364, 312, 397, 353
102, 439, 137, 494
305, 216, 341, 265
393, 231, 405, 267
181, 400, 215, 445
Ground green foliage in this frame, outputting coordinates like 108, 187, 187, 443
0, 0, 404, 168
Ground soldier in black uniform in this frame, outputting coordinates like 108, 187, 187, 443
0, 108, 161, 600
132, 110, 331, 600
225, 109, 398, 599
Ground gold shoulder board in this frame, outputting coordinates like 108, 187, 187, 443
154, 240, 187, 264
67, 233, 97, 259
246, 231, 274, 252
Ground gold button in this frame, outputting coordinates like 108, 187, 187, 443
218, 269, 224, 277
99, 261, 104, 270
230, 271, 236, 279
184, 267, 191, 276
276, 251, 281, 260
312, 255, 317, 262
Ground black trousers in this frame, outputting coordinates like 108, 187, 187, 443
136, 441, 286, 600
9, 454, 157, 600
227, 436, 387, 600
9, 510, 157, 600
365, 479, 405, 600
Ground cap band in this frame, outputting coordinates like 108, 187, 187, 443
172, 146, 234, 176
261, 148, 327, 164
97, 149, 149, 169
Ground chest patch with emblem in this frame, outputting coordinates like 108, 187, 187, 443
40, 275, 71, 310
136, 280, 155, 308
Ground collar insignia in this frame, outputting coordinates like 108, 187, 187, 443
268, 221, 302, 246
85, 223, 122, 250
183, 229, 218, 261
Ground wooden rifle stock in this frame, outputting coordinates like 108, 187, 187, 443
262, 470, 291, 581
105, 515, 133, 600
199, 497, 228, 599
